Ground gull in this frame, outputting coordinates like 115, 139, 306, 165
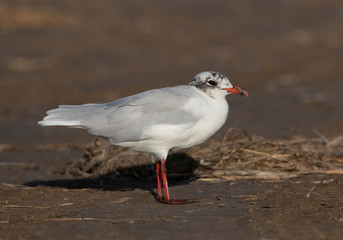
38, 71, 249, 204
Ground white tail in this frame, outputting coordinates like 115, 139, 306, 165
38, 104, 99, 127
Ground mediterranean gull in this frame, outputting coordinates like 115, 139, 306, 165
38, 71, 249, 204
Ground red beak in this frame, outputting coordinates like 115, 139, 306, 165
223, 85, 249, 97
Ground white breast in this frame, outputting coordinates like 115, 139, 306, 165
172, 95, 229, 150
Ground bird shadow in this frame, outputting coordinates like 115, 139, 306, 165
24, 152, 200, 201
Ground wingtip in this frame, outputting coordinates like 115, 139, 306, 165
37, 120, 44, 126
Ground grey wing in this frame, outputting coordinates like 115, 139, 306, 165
82, 86, 200, 142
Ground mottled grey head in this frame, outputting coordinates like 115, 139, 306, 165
189, 71, 249, 99
189, 71, 226, 98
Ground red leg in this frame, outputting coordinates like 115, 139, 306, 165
159, 158, 195, 205
161, 159, 170, 201
156, 161, 163, 203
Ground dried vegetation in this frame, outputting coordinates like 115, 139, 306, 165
66, 129, 343, 180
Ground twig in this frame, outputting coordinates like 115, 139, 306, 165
220, 128, 251, 151
327, 135, 343, 148
225, 157, 266, 170
305, 182, 320, 198
313, 129, 329, 144
2, 205, 50, 209
43, 217, 136, 224
240, 149, 270, 156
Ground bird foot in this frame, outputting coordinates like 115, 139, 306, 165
164, 199, 196, 205
157, 196, 195, 205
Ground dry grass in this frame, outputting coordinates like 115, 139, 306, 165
66, 129, 343, 180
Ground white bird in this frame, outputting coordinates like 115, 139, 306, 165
38, 71, 249, 204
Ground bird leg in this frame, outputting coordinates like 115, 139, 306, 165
161, 159, 170, 201
156, 161, 163, 202
156, 158, 195, 205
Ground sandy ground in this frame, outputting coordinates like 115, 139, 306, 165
1, 0, 343, 239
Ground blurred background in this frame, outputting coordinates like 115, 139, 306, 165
0, 0, 342, 146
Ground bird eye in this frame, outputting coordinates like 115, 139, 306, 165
207, 80, 217, 86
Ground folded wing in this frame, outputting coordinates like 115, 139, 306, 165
38, 86, 202, 143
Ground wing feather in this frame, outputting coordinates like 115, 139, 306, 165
82, 85, 202, 143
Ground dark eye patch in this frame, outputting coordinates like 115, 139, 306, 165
207, 80, 217, 86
